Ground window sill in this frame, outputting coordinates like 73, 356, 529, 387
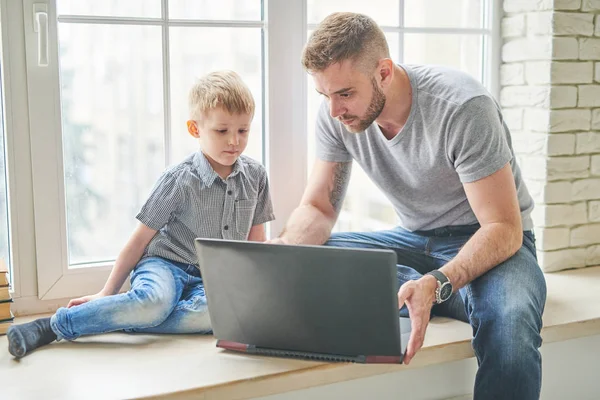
1, 266, 599, 400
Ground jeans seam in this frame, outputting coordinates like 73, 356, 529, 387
465, 284, 482, 362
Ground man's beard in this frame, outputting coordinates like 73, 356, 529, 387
342, 78, 386, 133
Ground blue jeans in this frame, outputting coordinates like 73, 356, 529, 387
50, 257, 212, 340
326, 225, 546, 400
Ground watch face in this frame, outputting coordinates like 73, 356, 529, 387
439, 282, 453, 302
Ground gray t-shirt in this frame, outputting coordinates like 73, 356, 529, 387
315, 64, 534, 232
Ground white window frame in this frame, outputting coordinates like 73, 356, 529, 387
13, 0, 308, 302
0, 0, 499, 311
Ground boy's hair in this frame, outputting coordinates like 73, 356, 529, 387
302, 12, 390, 74
188, 70, 255, 120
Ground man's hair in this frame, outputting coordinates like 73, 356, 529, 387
188, 70, 255, 120
302, 12, 390, 73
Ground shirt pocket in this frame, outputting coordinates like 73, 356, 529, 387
235, 198, 257, 238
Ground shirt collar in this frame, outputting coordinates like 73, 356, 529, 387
194, 152, 247, 186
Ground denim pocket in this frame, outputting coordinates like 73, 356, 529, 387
235, 198, 257, 237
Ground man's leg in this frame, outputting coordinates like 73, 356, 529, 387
325, 228, 446, 318
326, 227, 435, 273
463, 232, 546, 400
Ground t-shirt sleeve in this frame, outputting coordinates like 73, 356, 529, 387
252, 166, 275, 226
136, 171, 184, 230
447, 95, 513, 183
315, 99, 353, 163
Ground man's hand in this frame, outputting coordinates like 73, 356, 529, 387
397, 275, 438, 364
67, 291, 111, 308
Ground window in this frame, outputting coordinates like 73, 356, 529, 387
24, 0, 265, 299
0, 61, 9, 272
306, 0, 497, 232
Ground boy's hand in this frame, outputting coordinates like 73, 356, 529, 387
67, 291, 110, 308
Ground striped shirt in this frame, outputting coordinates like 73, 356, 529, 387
137, 152, 275, 266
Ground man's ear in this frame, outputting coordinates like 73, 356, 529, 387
377, 58, 394, 88
187, 120, 200, 138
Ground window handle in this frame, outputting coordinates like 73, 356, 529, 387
33, 4, 48, 67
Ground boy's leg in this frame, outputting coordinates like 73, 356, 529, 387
51, 257, 187, 340
128, 269, 211, 334
7, 257, 185, 357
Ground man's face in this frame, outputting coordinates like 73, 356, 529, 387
313, 60, 386, 133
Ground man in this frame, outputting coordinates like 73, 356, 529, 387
272, 12, 546, 400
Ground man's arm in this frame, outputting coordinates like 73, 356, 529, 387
277, 160, 352, 245
438, 162, 523, 289
398, 163, 522, 364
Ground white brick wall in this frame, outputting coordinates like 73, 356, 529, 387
538, 248, 587, 272
583, 0, 600, 11
555, 0, 582, 11
592, 154, 600, 173
550, 109, 591, 132
502, 4, 600, 271
579, 38, 600, 60
503, 15, 526, 38
551, 62, 594, 84
592, 109, 600, 129
554, 12, 594, 35
576, 132, 600, 153
553, 37, 581, 59
501, 63, 525, 85
504, 0, 553, 13
590, 200, 600, 220
551, 85, 578, 108
544, 181, 574, 203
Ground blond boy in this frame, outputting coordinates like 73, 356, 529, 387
8, 71, 274, 358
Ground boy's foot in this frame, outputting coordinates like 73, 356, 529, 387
7, 317, 57, 358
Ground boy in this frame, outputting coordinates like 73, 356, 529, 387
8, 70, 274, 358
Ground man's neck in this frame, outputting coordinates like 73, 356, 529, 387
375, 64, 413, 140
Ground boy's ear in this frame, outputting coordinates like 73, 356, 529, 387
187, 120, 200, 138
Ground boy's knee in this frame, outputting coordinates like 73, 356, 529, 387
126, 285, 177, 327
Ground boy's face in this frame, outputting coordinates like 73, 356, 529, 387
187, 107, 252, 177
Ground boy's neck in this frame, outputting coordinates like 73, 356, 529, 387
202, 151, 234, 180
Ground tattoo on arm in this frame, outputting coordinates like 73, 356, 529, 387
329, 162, 352, 213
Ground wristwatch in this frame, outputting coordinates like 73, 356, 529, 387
426, 270, 453, 304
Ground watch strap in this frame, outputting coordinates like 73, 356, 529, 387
426, 269, 448, 285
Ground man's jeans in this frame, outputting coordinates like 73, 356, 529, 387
326, 224, 546, 400
50, 257, 212, 340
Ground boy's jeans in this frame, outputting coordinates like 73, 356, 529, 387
326, 224, 546, 400
51, 257, 212, 340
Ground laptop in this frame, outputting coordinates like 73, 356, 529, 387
194, 238, 411, 363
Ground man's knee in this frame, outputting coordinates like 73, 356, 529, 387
472, 299, 543, 356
